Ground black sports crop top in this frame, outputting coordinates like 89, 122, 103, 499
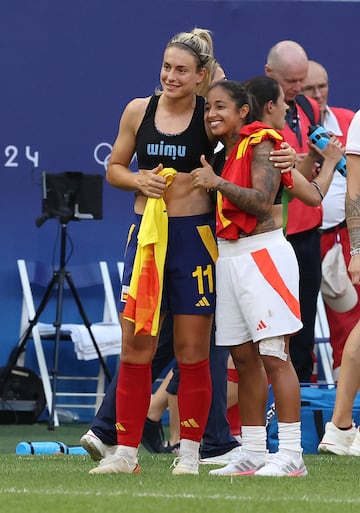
135, 95, 213, 173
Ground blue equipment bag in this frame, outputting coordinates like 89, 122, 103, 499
267, 385, 360, 454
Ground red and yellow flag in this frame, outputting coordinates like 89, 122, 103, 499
123, 168, 177, 336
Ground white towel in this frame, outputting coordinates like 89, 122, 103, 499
37, 321, 122, 361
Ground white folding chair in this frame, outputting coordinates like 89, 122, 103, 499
117, 261, 124, 283
314, 292, 335, 386
17, 259, 121, 425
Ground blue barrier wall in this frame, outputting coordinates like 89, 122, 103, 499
1, 1, 359, 376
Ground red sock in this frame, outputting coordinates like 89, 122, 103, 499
227, 404, 241, 437
178, 359, 211, 443
227, 368, 239, 383
115, 361, 152, 447
227, 368, 241, 437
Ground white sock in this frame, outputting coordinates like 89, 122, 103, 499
116, 445, 138, 459
241, 426, 267, 453
278, 421, 302, 454
179, 439, 200, 456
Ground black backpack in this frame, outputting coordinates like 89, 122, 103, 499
0, 366, 46, 424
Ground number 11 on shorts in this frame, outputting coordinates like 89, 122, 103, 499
192, 264, 214, 294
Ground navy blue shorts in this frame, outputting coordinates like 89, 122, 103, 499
120, 213, 217, 315
166, 364, 179, 395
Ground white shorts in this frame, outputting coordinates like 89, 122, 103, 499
215, 229, 303, 347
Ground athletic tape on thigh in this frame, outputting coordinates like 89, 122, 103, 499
258, 335, 287, 361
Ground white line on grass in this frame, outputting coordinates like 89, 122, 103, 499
1, 488, 360, 505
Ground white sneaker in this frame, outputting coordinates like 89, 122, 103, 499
89, 447, 140, 475
348, 426, 360, 456
209, 450, 266, 476
172, 452, 199, 475
200, 446, 242, 465
80, 429, 117, 461
318, 422, 356, 455
255, 451, 307, 477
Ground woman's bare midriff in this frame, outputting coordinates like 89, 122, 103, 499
237, 204, 284, 238
134, 171, 213, 216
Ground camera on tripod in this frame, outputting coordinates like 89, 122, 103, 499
0, 170, 110, 429
36, 171, 103, 227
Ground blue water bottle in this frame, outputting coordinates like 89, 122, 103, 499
308, 125, 347, 177
16, 441, 68, 455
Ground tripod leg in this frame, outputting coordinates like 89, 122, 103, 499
65, 272, 112, 382
48, 270, 66, 430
